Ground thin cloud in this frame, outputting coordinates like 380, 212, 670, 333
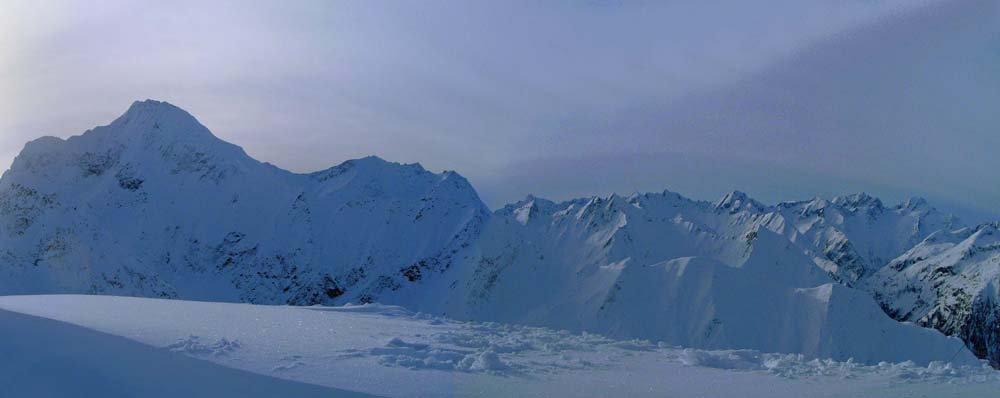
5, 0, 994, 221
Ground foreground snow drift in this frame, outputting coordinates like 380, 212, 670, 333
1, 295, 997, 398
0, 307, 371, 397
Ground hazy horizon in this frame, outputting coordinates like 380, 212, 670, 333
3, 0, 998, 221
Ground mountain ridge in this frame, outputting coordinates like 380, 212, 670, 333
0, 100, 992, 367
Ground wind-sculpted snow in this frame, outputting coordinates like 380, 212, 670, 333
167, 335, 244, 358
677, 348, 994, 383
0, 100, 990, 368
0, 295, 997, 398
0, 303, 371, 397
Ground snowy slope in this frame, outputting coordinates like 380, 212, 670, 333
0, 100, 488, 305
871, 223, 1000, 366
448, 193, 974, 365
1, 295, 997, 398
0, 306, 372, 397
771, 194, 960, 285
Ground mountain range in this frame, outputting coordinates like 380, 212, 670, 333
1, 100, 994, 367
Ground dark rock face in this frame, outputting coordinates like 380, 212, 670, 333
870, 224, 1000, 367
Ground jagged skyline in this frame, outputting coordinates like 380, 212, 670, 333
2, 0, 998, 221
0, 99, 981, 366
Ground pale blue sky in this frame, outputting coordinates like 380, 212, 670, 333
2, 0, 997, 220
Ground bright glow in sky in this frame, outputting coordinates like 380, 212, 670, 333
2, 0, 998, 220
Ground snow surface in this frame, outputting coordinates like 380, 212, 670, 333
0, 295, 997, 398
0, 304, 372, 397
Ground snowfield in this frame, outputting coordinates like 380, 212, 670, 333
0, 295, 997, 398
0, 301, 371, 397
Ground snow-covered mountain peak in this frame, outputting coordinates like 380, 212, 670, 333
338, 155, 417, 170
118, 99, 191, 122
785, 196, 829, 215
514, 201, 541, 225
715, 190, 767, 213
0, 100, 491, 307
499, 194, 560, 225
310, 155, 425, 182
659, 189, 690, 202
626, 189, 704, 210
902, 196, 930, 210
831, 192, 883, 209
960, 222, 1000, 253
974, 221, 1000, 233
5, 99, 262, 189
103, 99, 221, 144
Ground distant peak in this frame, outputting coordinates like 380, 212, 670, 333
127, 99, 179, 112
718, 190, 750, 202
715, 190, 765, 212
902, 196, 929, 210
340, 155, 390, 168
357, 154, 388, 163
804, 196, 830, 207
503, 194, 555, 213
118, 99, 191, 122
311, 155, 455, 186
832, 192, 883, 208
660, 189, 684, 199
335, 156, 427, 172
975, 222, 1000, 234
106, 99, 212, 140
513, 201, 537, 225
